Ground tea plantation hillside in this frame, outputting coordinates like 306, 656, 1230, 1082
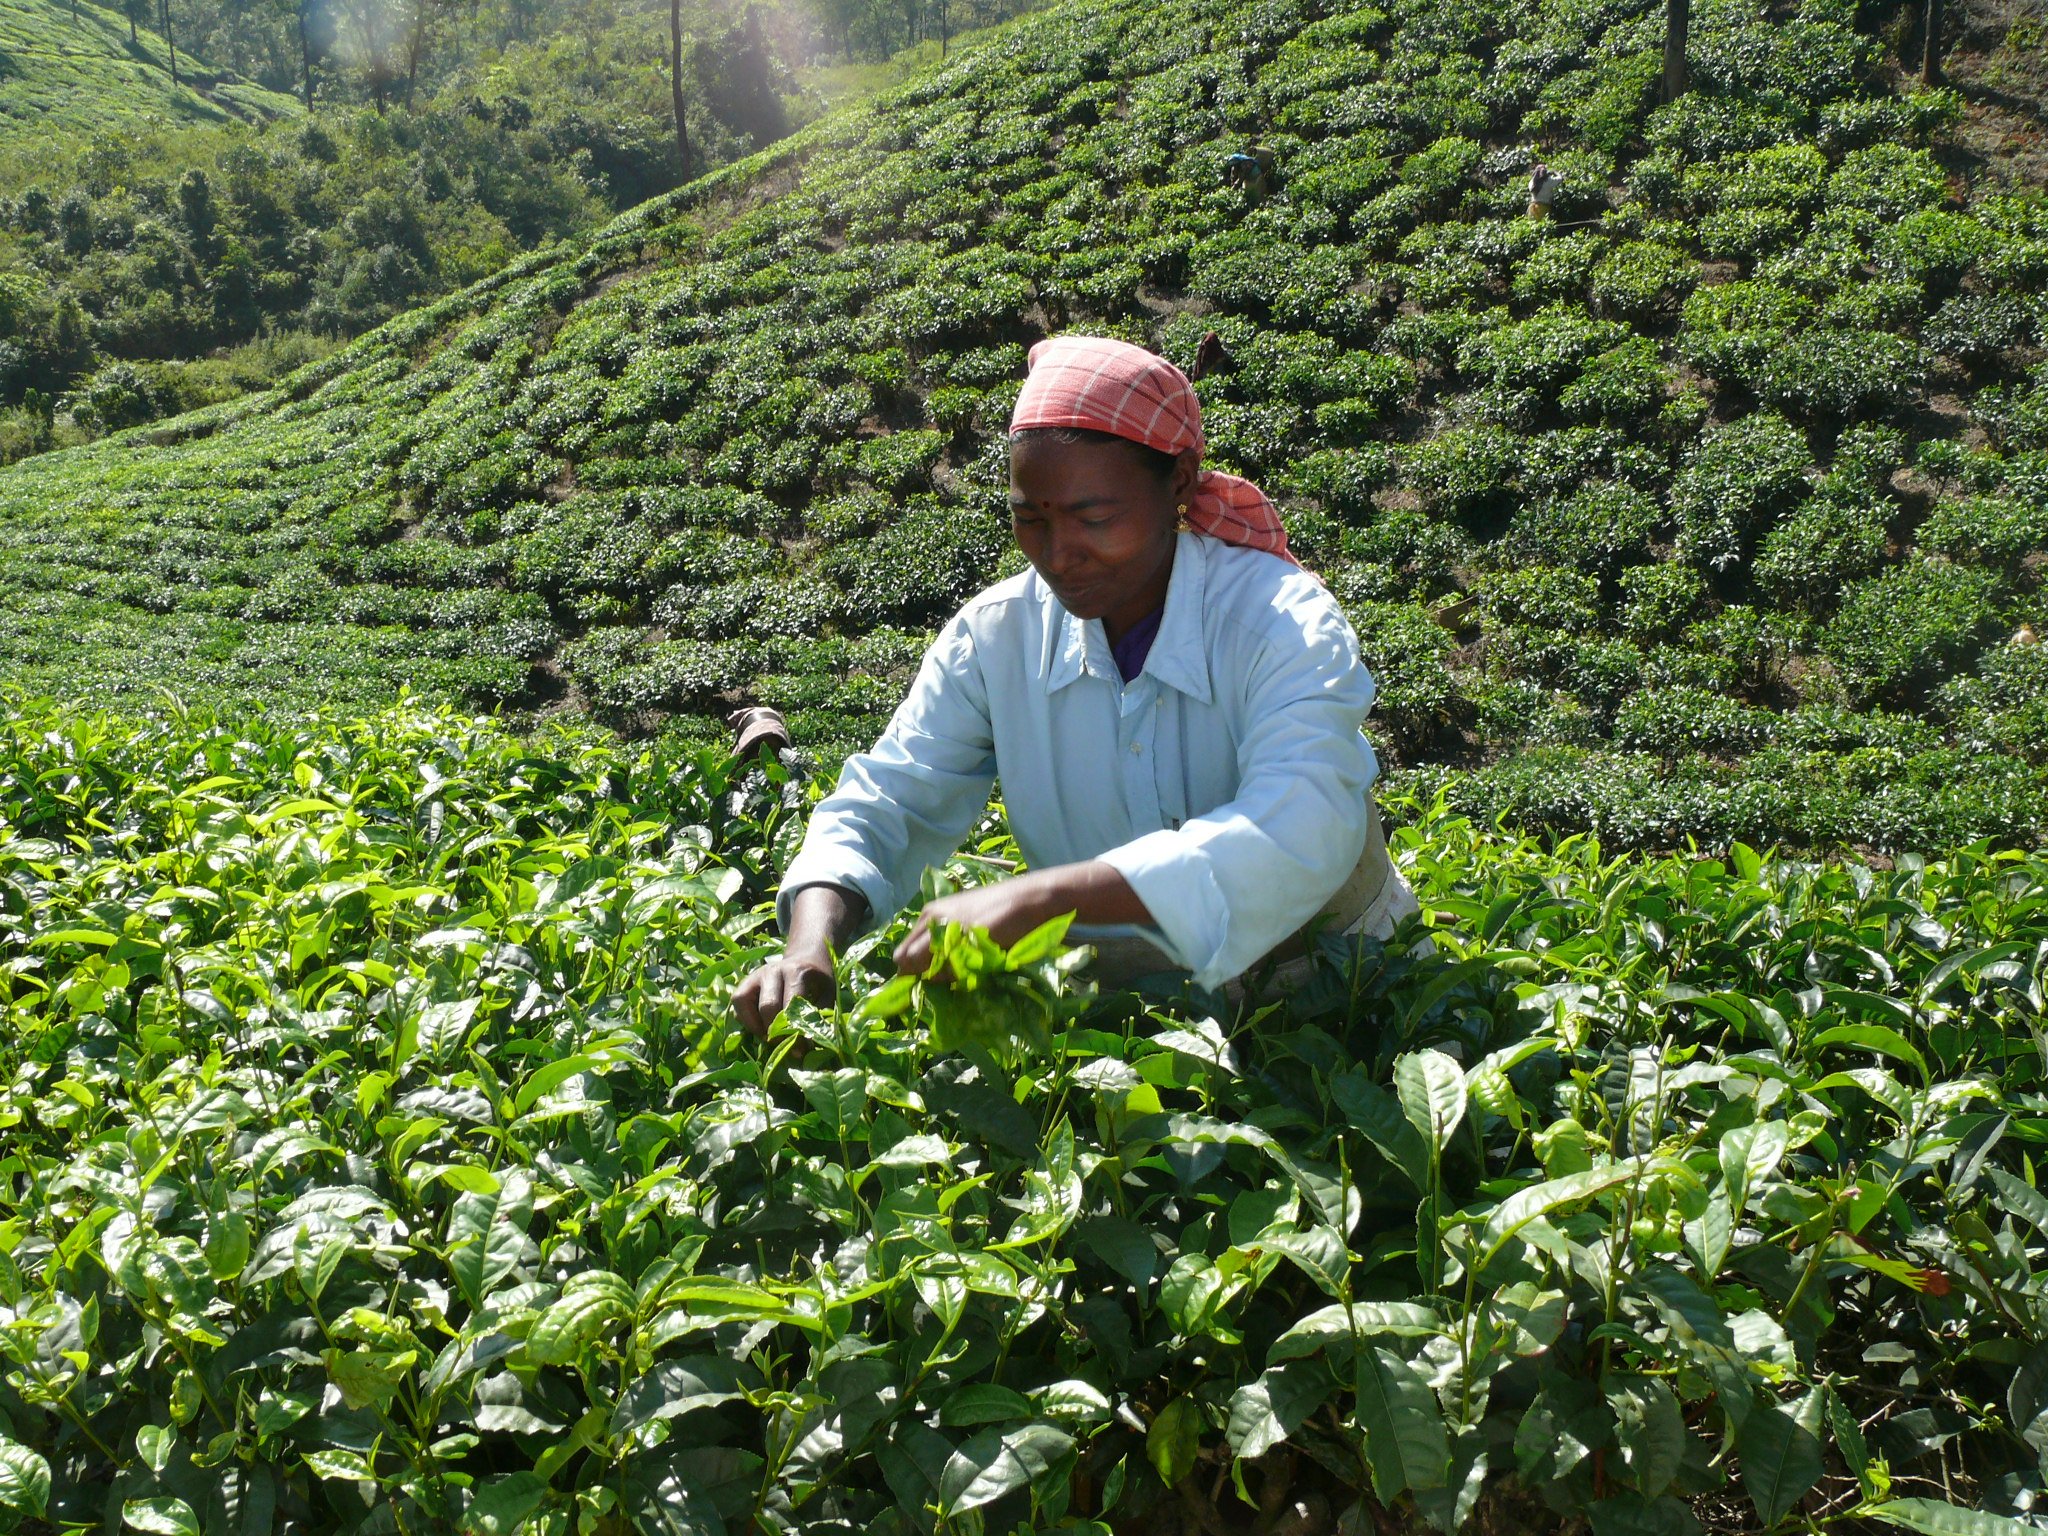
0, 0, 300, 134
1, 0, 2045, 850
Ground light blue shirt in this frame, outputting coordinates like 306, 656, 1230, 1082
778, 532, 1380, 988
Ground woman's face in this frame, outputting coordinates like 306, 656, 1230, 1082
1008, 435, 1197, 633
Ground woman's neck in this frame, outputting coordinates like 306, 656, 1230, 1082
1100, 536, 1177, 646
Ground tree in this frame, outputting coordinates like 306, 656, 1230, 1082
176, 169, 218, 262
122, 0, 147, 46
294, 0, 333, 108
1921, 0, 1943, 83
298, 0, 316, 107
159, 0, 181, 84
404, 0, 434, 101
337, 0, 397, 111
670, 0, 693, 181
1663, 0, 1688, 101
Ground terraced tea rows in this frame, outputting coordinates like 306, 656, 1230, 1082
0, 0, 2041, 848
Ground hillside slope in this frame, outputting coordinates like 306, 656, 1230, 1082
0, 0, 299, 133
0, 0, 2044, 850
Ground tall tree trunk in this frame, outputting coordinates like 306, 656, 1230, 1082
669, 0, 692, 181
1921, 0, 1942, 83
1662, 0, 1688, 102
128, 7, 137, 44
298, 0, 315, 107
938, 0, 947, 58
407, 0, 426, 103
160, 0, 180, 84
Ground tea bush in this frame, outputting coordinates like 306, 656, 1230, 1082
1589, 240, 1698, 322
1618, 563, 1708, 643
1753, 487, 1892, 612
1917, 496, 2048, 574
1, 698, 2046, 1536
1612, 683, 1776, 756
1670, 411, 1812, 575
1823, 560, 2007, 707
0, 0, 2039, 846
1938, 643, 2048, 765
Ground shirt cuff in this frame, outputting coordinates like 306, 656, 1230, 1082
1096, 831, 1232, 988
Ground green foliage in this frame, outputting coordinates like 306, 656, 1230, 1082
1938, 643, 2048, 766
1505, 480, 1659, 576
1827, 144, 1951, 221
1823, 559, 2006, 707
1345, 597, 1459, 748
1618, 562, 1707, 643
1671, 412, 1812, 574
0, 0, 298, 137
1682, 282, 1921, 420
1398, 133, 1481, 199
1457, 307, 1630, 402
1559, 338, 1675, 428
0, 0, 855, 436
1402, 425, 1518, 529
1613, 684, 1775, 756
1, 696, 2045, 1534
1753, 487, 1891, 612
1917, 496, 2048, 574
0, 0, 2035, 845
1479, 568, 1602, 692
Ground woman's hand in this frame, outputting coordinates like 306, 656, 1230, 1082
893, 880, 1059, 975
893, 861, 1155, 976
733, 950, 836, 1036
733, 883, 865, 1036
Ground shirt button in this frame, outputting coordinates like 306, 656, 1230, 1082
1130, 741, 1143, 755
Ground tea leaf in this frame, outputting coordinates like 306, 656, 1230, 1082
0, 1439, 51, 1519
1331, 1071, 1430, 1190
1355, 1346, 1449, 1500
613, 1358, 746, 1432
1738, 1393, 1825, 1525
1395, 1050, 1467, 1154
938, 1423, 1073, 1515
1148, 1397, 1201, 1486
526, 1271, 634, 1366
123, 1498, 200, 1536
1864, 1500, 2038, 1536
1227, 1360, 1336, 1459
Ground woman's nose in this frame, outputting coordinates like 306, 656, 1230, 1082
1042, 522, 1083, 575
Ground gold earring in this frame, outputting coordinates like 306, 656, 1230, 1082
1175, 503, 1190, 529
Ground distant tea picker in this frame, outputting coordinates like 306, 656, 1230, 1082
733, 335, 1419, 1031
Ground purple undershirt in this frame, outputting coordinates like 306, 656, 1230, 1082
1110, 605, 1165, 683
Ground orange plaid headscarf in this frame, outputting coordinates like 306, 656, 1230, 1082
1008, 336, 1299, 567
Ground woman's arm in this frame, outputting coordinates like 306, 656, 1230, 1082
775, 615, 998, 932
733, 883, 867, 1035
737, 615, 998, 1030
1095, 598, 1378, 988
890, 859, 1152, 974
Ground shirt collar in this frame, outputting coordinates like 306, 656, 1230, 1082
1143, 532, 1213, 704
1043, 532, 1213, 705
